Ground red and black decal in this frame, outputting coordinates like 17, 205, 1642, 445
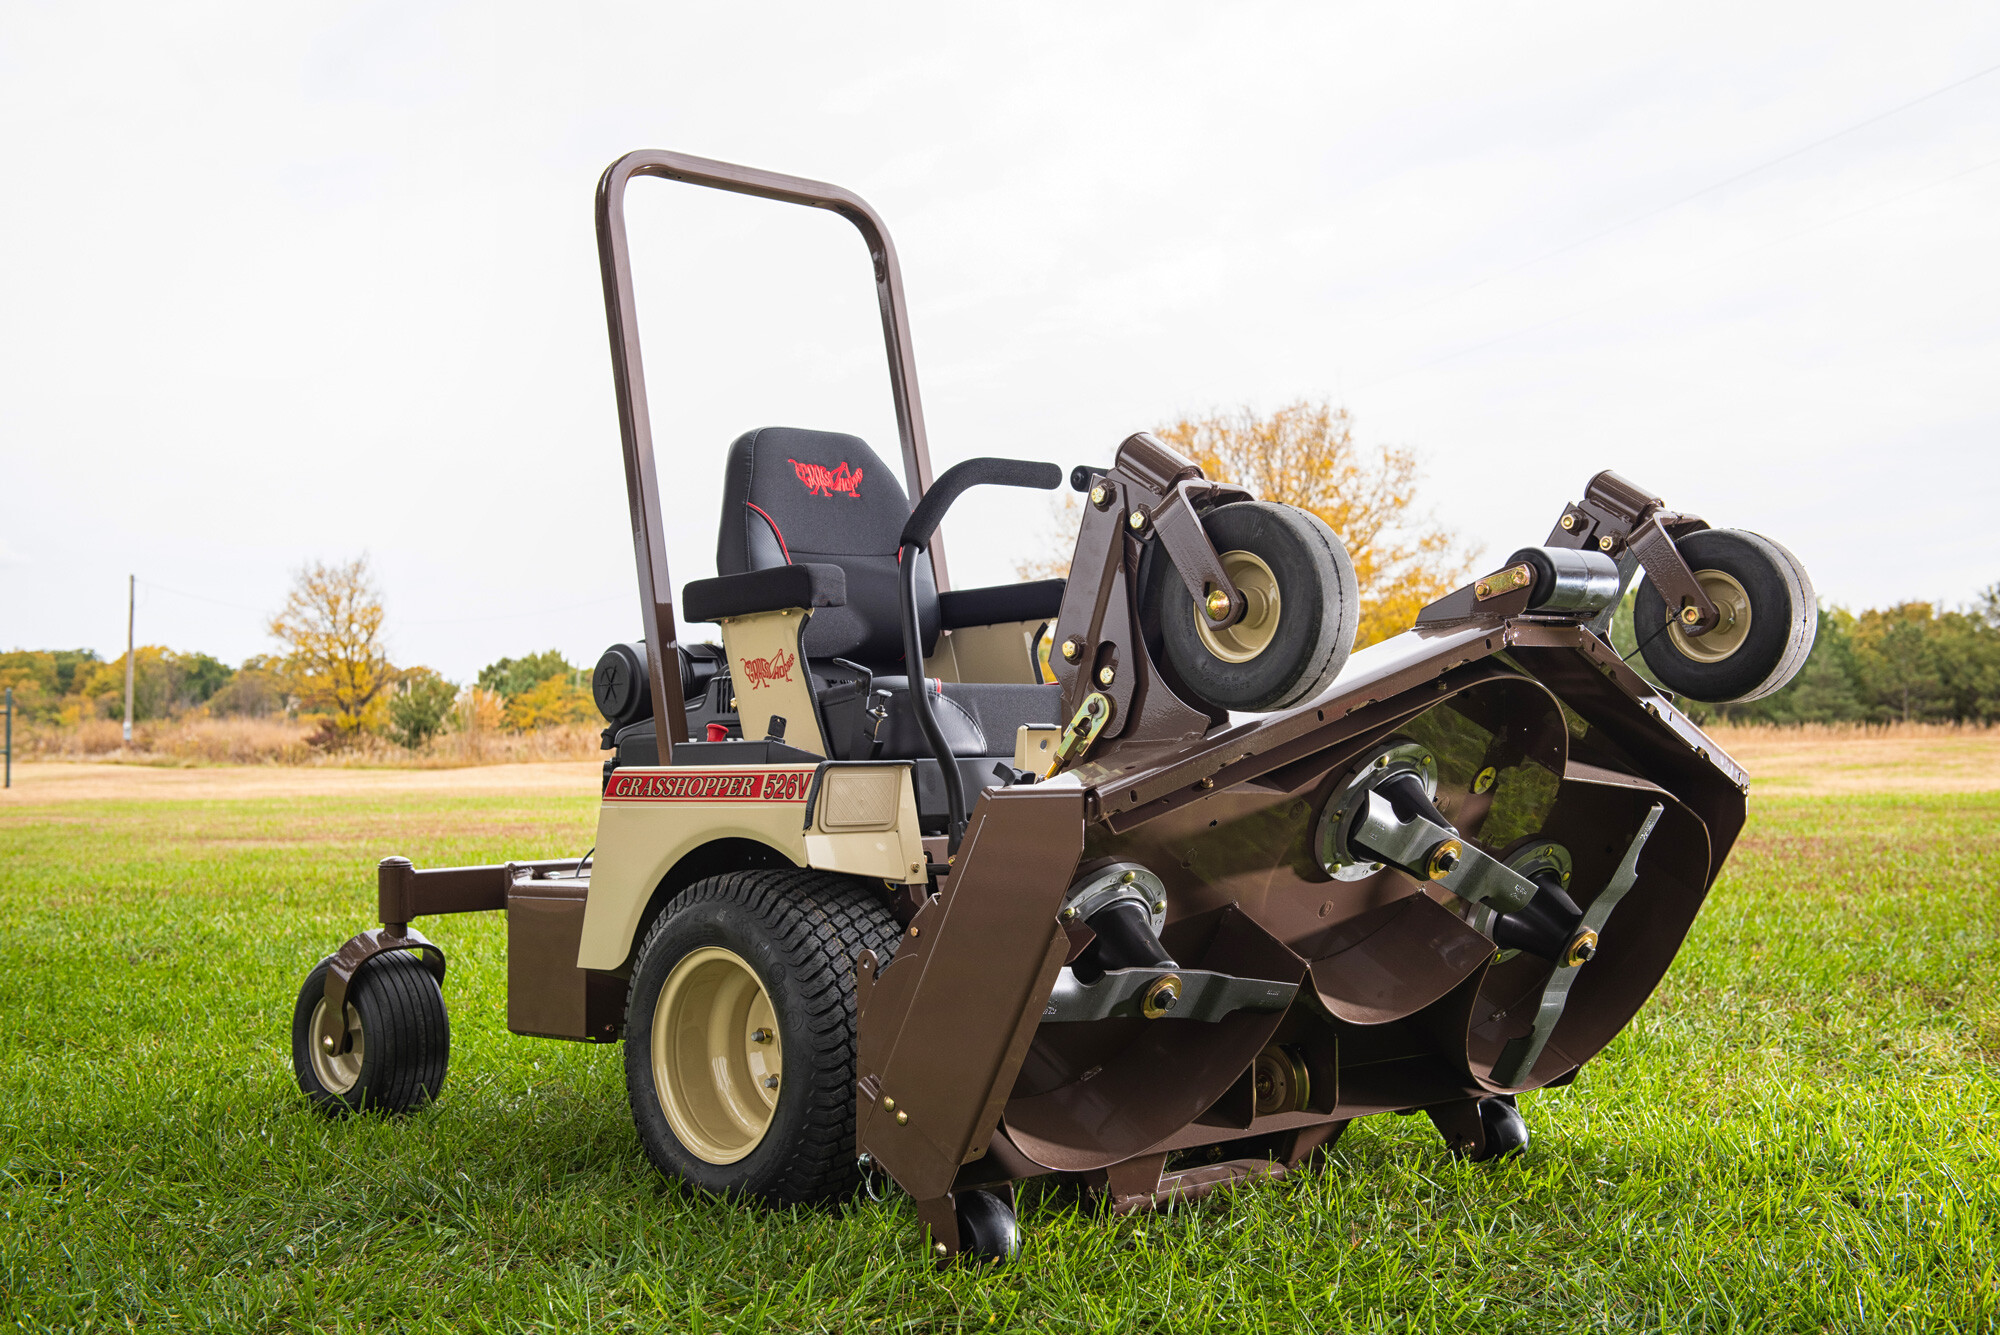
788, 458, 862, 498
604, 769, 814, 802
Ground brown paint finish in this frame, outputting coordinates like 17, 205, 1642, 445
506, 879, 625, 1042
856, 784, 1087, 1201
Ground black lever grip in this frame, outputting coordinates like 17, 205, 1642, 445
899, 456, 1062, 551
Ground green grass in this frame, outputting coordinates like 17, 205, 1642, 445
2, 785, 1996, 1332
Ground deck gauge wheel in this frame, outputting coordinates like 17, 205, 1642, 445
1633, 528, 1815, 704
290, 952, 450, 1114
624, 869, 900, 1202
1146, 501, 1359, 712
954, 1190, 1023, 1264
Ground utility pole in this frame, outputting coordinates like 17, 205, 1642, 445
124, 574, 135, 745
4, 685, 12, 789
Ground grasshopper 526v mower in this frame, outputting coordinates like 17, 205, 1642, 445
291, 150, 1815, 1263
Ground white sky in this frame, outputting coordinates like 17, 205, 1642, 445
4, 2, 1997, 681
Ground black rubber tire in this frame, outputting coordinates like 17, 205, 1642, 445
1145, 501, 1359, 712
1634, 528, 1815, 704
955, 1189, 1023, 1264
623, 869, 901, 1203
1472, 1096, 1529, 1162
290, 952, 449, 1115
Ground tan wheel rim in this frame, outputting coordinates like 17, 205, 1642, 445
1666, 569, 1752, 664
652, 946, 782, 1164
308, 998, 364, 1094
1194, 550, 1282, 664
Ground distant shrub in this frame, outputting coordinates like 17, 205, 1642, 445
388, 668, 459, 749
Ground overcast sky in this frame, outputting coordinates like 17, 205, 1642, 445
4, 2, 1996, 680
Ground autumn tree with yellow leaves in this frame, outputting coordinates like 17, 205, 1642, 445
1022, 399, 1475, 647
269, 556, 392, 739
1154, 400, 1474, 647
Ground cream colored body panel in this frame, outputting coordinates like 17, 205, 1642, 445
924, 618, 1049, 685
714, 609, 826, 754
578, 764, 925, 972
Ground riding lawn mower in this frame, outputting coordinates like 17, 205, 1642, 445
289, 150, 1816, 1264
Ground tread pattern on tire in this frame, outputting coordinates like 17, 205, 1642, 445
291, 951, 450, 1115
624, 868, 901, 1203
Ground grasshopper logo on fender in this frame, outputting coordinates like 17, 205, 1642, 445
787, 458, 862, 498
741, 647, 797, 690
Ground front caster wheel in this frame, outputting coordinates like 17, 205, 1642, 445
955, 1190, 1023, 1265
290, 952, 449, 1115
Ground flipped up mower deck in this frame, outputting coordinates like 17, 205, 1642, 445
290, 150, 1817, 1264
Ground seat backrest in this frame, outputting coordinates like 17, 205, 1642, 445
715, 426, 938, 666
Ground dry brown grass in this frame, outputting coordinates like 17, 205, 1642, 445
1704, 721, 2000, 796
15, 717, 603, 768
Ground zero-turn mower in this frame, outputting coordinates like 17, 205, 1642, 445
290, 150, 1816, 1264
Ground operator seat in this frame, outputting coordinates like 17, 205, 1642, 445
712, 426, 1062, 761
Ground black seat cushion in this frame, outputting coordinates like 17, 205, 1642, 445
821, 675, 1062, 760
717, 427, 938, 667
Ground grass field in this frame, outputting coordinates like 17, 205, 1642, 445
2, 739, 1997, 1332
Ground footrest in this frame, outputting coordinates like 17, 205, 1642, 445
1041, 966, 1298, 1023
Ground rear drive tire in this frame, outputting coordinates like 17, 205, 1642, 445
1634, 528, 1815, 703
623, 869, 901, 1203
290, 952, 449, 1115
1146, 501, 1359, 713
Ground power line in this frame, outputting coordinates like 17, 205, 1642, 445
1379, 59, 2000, 327
1356, 149, 2000, 390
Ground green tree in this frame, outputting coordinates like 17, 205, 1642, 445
388, 668, 459, 749
1850, 603, 1946, 723
477, 650, 577, 700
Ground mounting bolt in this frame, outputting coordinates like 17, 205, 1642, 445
1597, 536, 1615, 552
1127, 509, 1148, 531
934, 1242, 948, 1256
1680, 604, 1701, 625
764, 1075, 780, 1089
1060, 638, 1081, 662
1473, 766, 1497, 794
320, 1034, 335, 1053
1097, 666, 1116, 686
1120, 870, 1138, 883
1151, 899, 1167, 915
1204, 588, 1231, 621
751, 1028, 773, 1044
882, 1096, 895, 1111
1089, 483, 1110, 508
1426, 839, 1464, 880
895, 1110, 909, 1124
1060, 905, 1078, 922
907, 925, 920, 937
1560, 513, 1576, 531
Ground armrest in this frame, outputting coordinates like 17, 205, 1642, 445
682, 563, 847, 623
937, 579, 1066, 630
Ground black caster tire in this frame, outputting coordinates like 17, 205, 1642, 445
290, 952, 449, 1115
1472, 1096, 1529, 1162
623, 869, 901, 1204
1146, 501, 1359, 713
1634, 528, 1814, 704
955, 1189, 1023, 1265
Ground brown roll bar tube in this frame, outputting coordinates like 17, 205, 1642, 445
594, 150, 950, 762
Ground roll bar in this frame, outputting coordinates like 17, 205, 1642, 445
595, 150, 947, 756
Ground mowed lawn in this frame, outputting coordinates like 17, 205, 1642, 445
2, 752, 1996, 1332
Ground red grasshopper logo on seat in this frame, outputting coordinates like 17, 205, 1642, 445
741, 647, 797, 690
788, 458, 862, 498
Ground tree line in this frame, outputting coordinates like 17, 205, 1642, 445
0, 558, 598, 750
